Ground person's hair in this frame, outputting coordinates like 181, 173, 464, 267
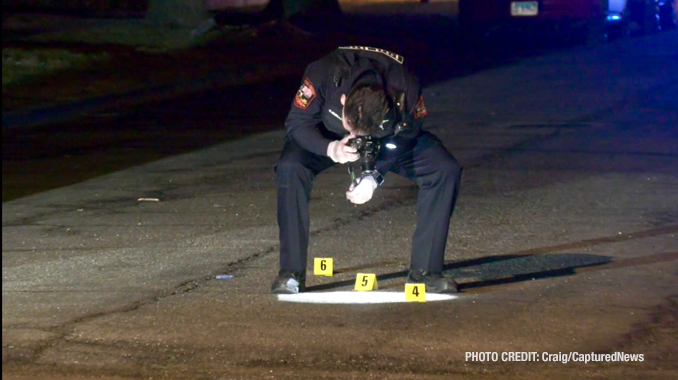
343, 82, 389, 136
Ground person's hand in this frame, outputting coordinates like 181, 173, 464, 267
327, 135, 359, 164
346, 176, 377, 204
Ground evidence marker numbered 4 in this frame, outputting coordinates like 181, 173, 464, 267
405, 283, 426, 302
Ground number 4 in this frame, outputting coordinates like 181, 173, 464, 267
405, 284, 426, 302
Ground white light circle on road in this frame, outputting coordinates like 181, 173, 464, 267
278, 291, 456, 304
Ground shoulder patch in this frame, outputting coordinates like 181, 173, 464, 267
414, 95, 428, 119
338, 46, 404, 65
294, 77, 316, 110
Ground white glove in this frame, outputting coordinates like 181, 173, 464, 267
327, 135, 359, 164
346, 176, 378, 204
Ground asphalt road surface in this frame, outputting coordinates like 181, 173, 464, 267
2, 8, 566, 202
3, 10, 678, 380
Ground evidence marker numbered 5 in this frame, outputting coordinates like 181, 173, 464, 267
355, 273, 378, 291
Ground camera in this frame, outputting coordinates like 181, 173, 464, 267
348, 135, 381, 175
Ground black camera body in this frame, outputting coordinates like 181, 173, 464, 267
344, 91, 408, 187
348, 135, 381, 175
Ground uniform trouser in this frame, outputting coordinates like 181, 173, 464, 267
275, 131, 462, 274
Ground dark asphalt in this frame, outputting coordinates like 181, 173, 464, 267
3, 11, 588, 202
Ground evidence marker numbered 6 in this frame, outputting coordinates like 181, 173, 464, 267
314, 258, 333, 276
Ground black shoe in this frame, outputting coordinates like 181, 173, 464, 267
271, 270, 306, 294
406, 269, 458, 294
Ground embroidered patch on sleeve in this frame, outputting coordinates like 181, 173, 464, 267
294, 77, 316, 110
414, 95, 428, 119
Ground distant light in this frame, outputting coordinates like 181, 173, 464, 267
607, 14, 622, 22
385, 143, 397, 149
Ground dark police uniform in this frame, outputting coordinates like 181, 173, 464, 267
276, 46, 462, 278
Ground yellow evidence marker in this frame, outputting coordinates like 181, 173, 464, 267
405, 283, 426, 302
354, 273, 378, 291
314, 258, 333, 276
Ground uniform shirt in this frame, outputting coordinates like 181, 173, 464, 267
285, 46, 428, 157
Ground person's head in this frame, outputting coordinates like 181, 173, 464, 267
340, 82, 389, 136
